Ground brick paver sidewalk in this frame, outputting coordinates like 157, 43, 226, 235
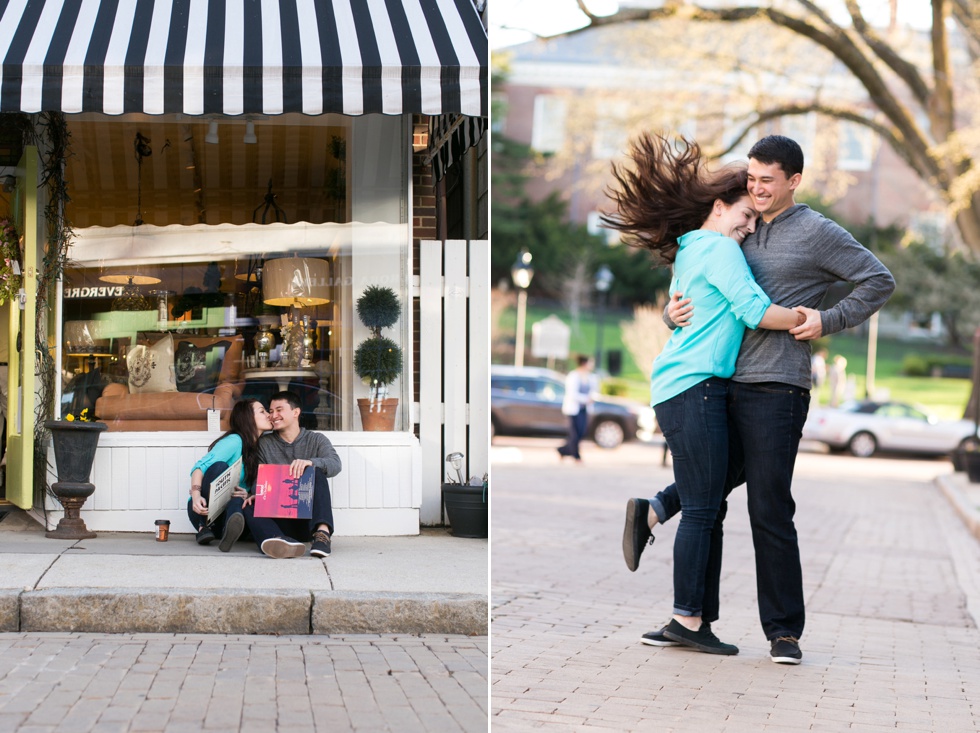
0, 633, 487, 732
491, 440, 980, 731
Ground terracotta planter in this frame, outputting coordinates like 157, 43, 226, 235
357, 398, 398, 431
44, 419, 107, 539
443, 483, 488, 538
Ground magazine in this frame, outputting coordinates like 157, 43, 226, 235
206, 458, 243, 524
253, 464, 314, 519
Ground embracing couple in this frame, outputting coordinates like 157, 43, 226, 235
607, 134, 895, 664
186, 391, 340, 559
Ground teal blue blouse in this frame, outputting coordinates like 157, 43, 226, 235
190, 433, 246, 488
650, 230, 771, 406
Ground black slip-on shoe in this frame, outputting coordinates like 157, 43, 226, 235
770, 636, 802, 664
218, 512, 244, 552
641, 625, 681, 647
622, 498, 654, 572
662, 619, 738, 655
195, 526, 215, 545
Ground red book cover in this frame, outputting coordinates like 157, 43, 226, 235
253, 464, 314, 519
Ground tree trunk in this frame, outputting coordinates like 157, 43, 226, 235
962, 327, 980, 422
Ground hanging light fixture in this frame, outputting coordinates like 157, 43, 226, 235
99, 273, 162, 311
205, 120, 219, 144
243, 120, 257, 144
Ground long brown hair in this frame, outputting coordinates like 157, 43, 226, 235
603, 133, 749, 263
209, 398, 263, 487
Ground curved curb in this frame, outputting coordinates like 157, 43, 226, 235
935, 474, 980, 541
11, 588, 487, 636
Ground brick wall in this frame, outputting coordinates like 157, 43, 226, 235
412, 115, 437, 421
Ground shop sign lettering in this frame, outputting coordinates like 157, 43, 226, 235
65, 286, 125, 299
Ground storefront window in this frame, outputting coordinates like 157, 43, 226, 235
58, 114, 410, 433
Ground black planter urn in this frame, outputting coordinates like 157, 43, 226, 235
443, 483, 488, 538
44, 419, 108, 539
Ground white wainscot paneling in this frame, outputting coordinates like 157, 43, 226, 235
40, 431, 421, 536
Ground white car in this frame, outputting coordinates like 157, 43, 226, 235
802, 400, 978, 458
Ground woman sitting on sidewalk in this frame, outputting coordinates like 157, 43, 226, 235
187, 399, 271, 551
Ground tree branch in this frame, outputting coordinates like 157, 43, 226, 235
567, 3, 942, 183
842, 0, 931, 105
930, 0, 956, 142
712, 103, 910, 171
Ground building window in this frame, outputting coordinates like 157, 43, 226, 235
531, 94, 567, 154
60, 114, 411, 433
837, 120, 873, 171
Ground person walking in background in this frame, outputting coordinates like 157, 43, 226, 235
828, 354, 848, 407
558, 355, 599, 462
623, 135, 895, 664
605, 132, 814, 655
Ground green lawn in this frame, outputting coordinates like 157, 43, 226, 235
497, 305, 974, 421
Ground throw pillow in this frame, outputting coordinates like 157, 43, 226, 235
174, 339, 231, 393
127, 333, 176, 394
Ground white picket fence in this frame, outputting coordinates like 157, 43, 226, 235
416, 240, 489, 526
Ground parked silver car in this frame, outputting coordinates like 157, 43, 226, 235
803, 400, 977, 458
490, 365, 656, 449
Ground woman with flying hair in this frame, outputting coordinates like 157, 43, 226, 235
603, 133, 812, 655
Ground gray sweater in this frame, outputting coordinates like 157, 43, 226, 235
258, 429, 342, 478
667, 204, 896, 390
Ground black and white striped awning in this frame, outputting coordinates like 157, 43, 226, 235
428, 113, 484, 181
0, 0, 487, 117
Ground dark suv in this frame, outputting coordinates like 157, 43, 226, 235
490, 366, 655, 449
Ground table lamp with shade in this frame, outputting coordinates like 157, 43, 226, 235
261, 257, 331, 367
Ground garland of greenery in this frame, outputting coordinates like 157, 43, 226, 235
0, 112, 76, 507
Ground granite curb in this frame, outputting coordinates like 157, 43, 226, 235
936, 472, 980, 541
7, 588, 487, 635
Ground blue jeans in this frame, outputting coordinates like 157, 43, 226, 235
243, 468, 335, 549
650, 381, 810, 639
558, 409, 588, 459
654, 377, 730, 618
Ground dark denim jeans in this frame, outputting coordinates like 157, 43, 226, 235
243, 468, 335, 549
558, 409, 588, 459
654, 377, 730, 618
649, 381, 810, 639
185, 461, 246, 536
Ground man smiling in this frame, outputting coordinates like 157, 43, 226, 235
244, 391, 341, 559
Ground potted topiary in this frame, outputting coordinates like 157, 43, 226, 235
353, 285, 403, 430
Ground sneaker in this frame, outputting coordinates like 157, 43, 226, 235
260, 537, 307, 559
195, 526, 215, 545
622, 498, 654, 572
218, 512, 244, 553
662, 619, 738, 655
310, 529, 331, 558
641, 625, 681, 647
770, 636, 802, 664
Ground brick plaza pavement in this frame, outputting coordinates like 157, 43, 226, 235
0, 633, 487, 732
491, 438, 980, 731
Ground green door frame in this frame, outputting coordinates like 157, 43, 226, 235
6, 146, 38, 509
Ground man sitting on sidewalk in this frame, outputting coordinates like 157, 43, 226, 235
243, 391, 342, 559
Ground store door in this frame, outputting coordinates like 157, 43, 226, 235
5, 147, 37, 509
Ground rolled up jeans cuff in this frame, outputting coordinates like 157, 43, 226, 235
649, 496, 668, 525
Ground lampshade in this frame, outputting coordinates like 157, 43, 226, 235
98, 274, 161, 285
262, 258, 330, 307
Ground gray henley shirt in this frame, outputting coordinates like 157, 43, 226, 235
258, 428, 342, 478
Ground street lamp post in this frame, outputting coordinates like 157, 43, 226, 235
511, 248, 534, 367
593, 265, 614, 371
